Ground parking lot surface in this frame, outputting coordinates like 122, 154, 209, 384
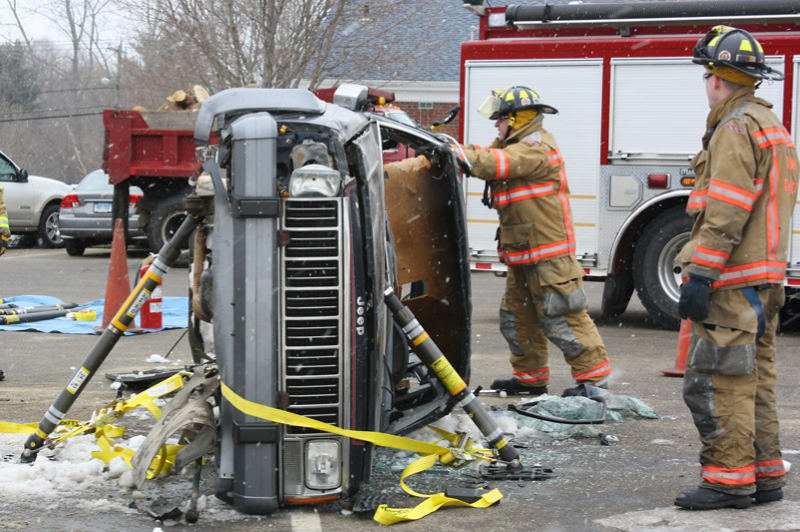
1, 246, 799, 531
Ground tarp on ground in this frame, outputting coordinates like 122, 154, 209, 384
0, 295, 188, 334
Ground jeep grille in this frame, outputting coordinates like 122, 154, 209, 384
281, 199, 343, 434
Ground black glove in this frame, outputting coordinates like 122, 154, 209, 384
678, 274, 713, 321
0, 233, 7, 257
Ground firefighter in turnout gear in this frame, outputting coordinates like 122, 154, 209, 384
460, 86, 611, 397
0, 183, 8, 381
674, 26, 797, 511
0, 184, 8, 257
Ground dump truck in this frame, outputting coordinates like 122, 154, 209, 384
102, 109, 202, 265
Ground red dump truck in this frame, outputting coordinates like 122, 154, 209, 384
102, 109, 202, 265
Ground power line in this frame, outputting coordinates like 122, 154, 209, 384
0, 111, 102, 123
0, 105, 108, 117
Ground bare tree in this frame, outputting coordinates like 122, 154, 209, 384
0, 0, 120, 181
122, 0, 429, 97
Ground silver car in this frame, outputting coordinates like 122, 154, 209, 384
59, 169, 147, 256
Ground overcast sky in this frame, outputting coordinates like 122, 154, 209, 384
0, 1, 135, 47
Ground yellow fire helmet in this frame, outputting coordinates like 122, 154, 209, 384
477, 86, 558, 121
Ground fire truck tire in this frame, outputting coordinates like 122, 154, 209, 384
147, 194, 192, 268
632, 205, 693, 331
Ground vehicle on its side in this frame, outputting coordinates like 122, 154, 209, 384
59, 169, 148, 256
186, 84, 471, 514
0, 150, 72, 248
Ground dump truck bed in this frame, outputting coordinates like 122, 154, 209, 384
102, 109, 201, 185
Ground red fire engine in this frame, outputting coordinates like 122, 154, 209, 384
459, 0, 800, 329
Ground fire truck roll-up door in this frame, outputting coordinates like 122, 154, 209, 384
792, 57, 800, 280
610, 57, 784, 161
464, 60, 603, 271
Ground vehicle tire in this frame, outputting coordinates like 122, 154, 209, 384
147, 194, 191, 268
64, 239, 86, 256
632, 205, 693, 331
38, 204, 63, 248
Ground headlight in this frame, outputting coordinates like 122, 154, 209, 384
306, 439, 341, 490
288, 164, 342, 198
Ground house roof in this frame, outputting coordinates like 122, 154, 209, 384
347, 0, 658, 83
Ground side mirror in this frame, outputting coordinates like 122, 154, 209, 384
18, 169, 28, 182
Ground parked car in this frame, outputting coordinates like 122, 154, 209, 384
0, 150, 72, 247
59, 169, 147, 256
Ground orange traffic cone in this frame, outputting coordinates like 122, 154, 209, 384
661, 318, 691, 376
94, 219, 134, 332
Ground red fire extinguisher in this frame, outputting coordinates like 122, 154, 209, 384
139, 254, 163, 329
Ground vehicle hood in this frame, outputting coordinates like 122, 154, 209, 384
28, 175, 73, 196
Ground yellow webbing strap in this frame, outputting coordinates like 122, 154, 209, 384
371, 453, 503, 525
48, 372, 189, 447
114, 371, 189, 419
221, 381, 503, 524
221, 381, 450, 457
0, 372, 189, 481
92, 425, 183, 479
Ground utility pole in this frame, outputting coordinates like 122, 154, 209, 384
109, 43, 128, 240
114, 43, 122, 111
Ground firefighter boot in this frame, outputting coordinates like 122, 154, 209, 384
562, 382, 608, 398
490, 378, 547, 396
674, 487, 752, 510
752, 487, 783, 504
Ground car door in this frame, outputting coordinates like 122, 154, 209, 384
0, 152, 34, 228
374, 117, 473, 434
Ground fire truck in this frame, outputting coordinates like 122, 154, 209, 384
460, 0, 800, 330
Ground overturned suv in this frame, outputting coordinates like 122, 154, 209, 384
188, 85, 471, 513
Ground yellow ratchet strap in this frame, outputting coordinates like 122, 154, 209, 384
221, 381, 503, 524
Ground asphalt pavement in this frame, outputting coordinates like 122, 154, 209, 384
1, 245, 800, 531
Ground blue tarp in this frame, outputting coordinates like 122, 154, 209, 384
0, 295, 188, 334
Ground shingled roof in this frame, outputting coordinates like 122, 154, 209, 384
344, 0, 653, 83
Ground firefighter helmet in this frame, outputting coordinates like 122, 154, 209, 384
693, 26, 784, 84
477, 86, 558, 120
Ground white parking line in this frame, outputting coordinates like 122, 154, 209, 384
289, 508, 323, 532
3, 250, 64, 259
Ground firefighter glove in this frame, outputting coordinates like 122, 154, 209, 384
0, 233, 7, 257
678, 274, 713, 322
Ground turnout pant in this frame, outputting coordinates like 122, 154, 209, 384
499, 263, 611, 388
683, 285, 786, 495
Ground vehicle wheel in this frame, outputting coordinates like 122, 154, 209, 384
64, 239, 86, 256
632, 205, 693, 331
147, 194, 191, 267
38, 204, 63, 248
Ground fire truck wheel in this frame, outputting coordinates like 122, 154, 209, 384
632, 205, 693, 331
147, 194, 192, 268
